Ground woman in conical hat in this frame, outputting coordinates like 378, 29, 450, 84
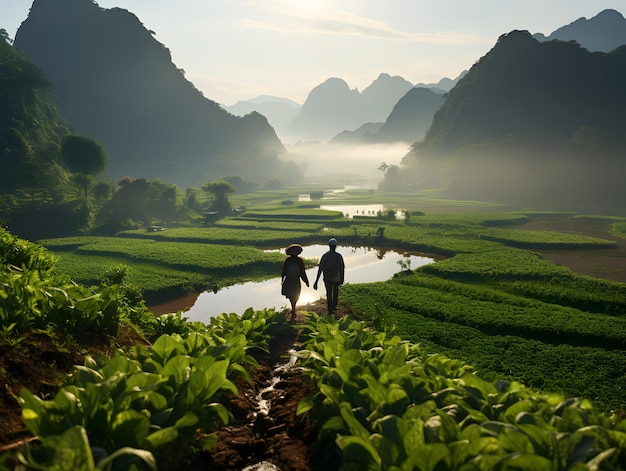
281, 244, 309, 320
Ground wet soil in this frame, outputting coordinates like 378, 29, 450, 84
517, 215, 626, 283
187, 311, 316, 471
187, 301, 352, 470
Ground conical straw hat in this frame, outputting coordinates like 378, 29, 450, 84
285, 244, 303, 255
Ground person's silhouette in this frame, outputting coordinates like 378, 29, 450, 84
281, 244, 309, 320
313, 238, 345, 314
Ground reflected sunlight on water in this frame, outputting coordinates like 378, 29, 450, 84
319, 204, 385, 217
177, 244, 434, 324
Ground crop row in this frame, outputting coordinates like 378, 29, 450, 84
419, 247, 626, 314
1, 230, 132, 337
346, 275, 626, 348
341, 285, 626, 412
612, 221, 626, 238
214, 219, 325, 231
295, 313, 626, 470
50, 252, 210, 301
241, 208, 344, 219
420, 247, 570, 279
42, 236, 287, 270
118, 227, 318, 245
72, 239, 284, 272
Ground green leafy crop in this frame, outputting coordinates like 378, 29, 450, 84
296, 313, 626, 470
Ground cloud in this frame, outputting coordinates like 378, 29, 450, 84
239, 6, 488, 45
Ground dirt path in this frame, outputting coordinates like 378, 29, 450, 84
187, 311, 318, 471
190, 299, 355, 470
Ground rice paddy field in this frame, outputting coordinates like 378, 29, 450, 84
38, 188, 626, 413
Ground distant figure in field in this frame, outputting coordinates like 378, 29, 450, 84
281, 244, 309, 320
313, 238, 345, 314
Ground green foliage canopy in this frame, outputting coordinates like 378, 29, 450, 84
202, 180, 236, 214
0, 37, 69, 202
61, 134, 107, 177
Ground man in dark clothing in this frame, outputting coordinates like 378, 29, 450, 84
313, 238, 345, 314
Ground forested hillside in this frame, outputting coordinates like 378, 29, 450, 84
0, 34, 92, 237
0, 25, 290, 240
0, 34, 156, 239
13, 0, 298, 188
0, 34, 68, 197
384, 31, 626, 208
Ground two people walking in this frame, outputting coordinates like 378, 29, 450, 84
281, 238, 345, 319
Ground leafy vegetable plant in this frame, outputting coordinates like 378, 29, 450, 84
296, 313, 626, 470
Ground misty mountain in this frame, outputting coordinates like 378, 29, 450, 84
392, 30, 626, 208
533, 9, 626, 52
13, 0, 296, 188
224, 96, 301, 139
330, 123, 384, 145
414, 71, 468, 92
359, 73, 416, 122
331, 87, 445, 144
287, 73, 413, 142
420, 31, 626, 153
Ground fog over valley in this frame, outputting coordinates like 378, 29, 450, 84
3, 1, 626, 212
286, 141, 413, 187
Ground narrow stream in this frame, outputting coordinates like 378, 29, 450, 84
166, 244, 435, 323
254, 348, 298, 419
242, 347, 301, 471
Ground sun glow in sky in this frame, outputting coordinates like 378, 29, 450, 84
1, 0, 621, 105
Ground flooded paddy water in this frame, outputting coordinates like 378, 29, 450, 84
149, 244, 435, 322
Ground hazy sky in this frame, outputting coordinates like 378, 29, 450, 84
1, 1, 622, 105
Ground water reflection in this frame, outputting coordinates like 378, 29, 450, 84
180, 244, 434, 324
320, 204, 384, 218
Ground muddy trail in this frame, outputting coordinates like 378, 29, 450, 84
184, 303, 334, 471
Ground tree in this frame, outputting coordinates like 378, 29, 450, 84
377, 165, 406, 192
222, 175, 258, 193
264, 178, 284, 190
378, 162, 391, 174
61, 134, 107, 200
97, 178, 181, 232
105, 177, 151, 226
201, 180, 236, 214
0, 29, 11, 44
